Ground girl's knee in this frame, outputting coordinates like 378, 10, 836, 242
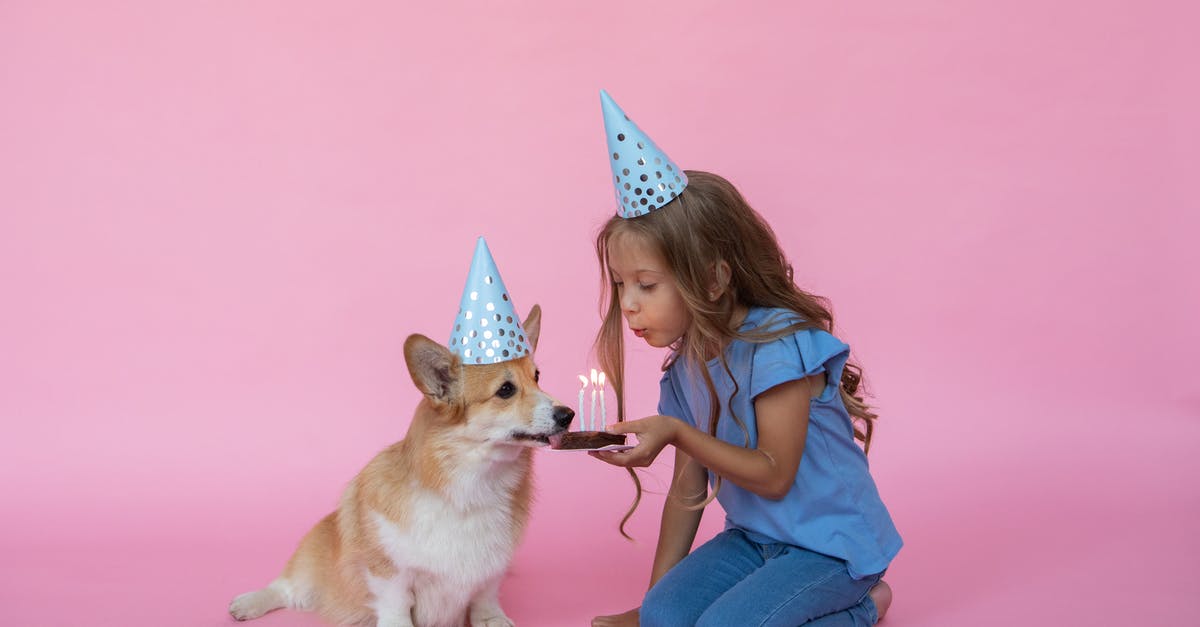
639, 584, 693, 627
695, 604, 753, 627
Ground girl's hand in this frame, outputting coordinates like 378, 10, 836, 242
592, 607, 639, 627
589, 415, 681, 467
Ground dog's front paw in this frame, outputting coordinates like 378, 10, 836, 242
229, 587, 286, 621
471, 617, 515, 627
469, 586, 514, 627
229, 592, 267, 621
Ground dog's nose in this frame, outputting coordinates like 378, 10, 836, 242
552, 406, 575, 429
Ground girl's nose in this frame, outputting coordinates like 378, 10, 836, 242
620, 290, 638, 314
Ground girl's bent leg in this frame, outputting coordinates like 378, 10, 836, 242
868, 580, 891, 621
695, 544, 881, 627
802, 575, 891, 626
640, 529, 763, 627
802, 594, 878, 627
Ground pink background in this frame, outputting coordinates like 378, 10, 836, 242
2, 1, 1197, 625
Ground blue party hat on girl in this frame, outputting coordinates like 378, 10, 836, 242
601, 89, 688, 218
448, 237, 532, 364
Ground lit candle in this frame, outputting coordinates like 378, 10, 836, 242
577, 375, 588, 432
598, 371, 607, 430
589, 369, 598, 432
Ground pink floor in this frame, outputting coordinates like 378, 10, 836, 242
2, 392, 1195, 626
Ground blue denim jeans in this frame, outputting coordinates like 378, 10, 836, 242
641, 529, 882, 627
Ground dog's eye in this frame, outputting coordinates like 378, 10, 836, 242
496, 382, 516, 399
534, 370, 540, 383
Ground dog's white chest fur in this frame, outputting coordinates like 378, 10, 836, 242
367, 451, 525, 626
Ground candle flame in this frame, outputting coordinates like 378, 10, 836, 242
578, 374, 589, 387
590, 368, 598, 385
598, 371, 606, 387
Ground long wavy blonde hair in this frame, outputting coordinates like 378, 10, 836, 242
593, 170, 878, 538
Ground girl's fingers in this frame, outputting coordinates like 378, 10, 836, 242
590, 449, 646, 467
608, 415, 665, 435
607, 419, 644, 435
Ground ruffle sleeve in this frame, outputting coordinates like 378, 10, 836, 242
749, 327, 850, 401
658, 365, 693, 422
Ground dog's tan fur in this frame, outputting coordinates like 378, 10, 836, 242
230, 306, 570, 627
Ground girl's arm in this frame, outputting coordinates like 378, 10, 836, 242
590, 444, 708, 627
647, 445, 709, 588
593, 376, 817, 500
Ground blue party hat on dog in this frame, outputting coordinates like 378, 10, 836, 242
601, 89, 688, 218
448, 237, 531, 364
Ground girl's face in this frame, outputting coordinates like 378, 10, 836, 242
607, 232, 691, 348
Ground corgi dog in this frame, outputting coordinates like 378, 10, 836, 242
230, 305, 572, 627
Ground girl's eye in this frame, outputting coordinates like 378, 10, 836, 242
496, 382, 516, 399
639, 283, 656, 290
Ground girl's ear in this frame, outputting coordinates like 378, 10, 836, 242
708, 260, 732, 301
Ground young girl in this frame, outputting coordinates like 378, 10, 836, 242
588, 92, 902, 627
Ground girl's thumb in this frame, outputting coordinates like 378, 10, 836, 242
607, 421, 635, 434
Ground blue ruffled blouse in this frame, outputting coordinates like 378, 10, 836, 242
659, 307, 902, 579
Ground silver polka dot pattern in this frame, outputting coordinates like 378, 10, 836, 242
447, 238, 532, 364
601, 90, 688, 219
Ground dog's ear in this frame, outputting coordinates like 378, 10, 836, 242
404, 334, 462, 404
522, 304, 541, 353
